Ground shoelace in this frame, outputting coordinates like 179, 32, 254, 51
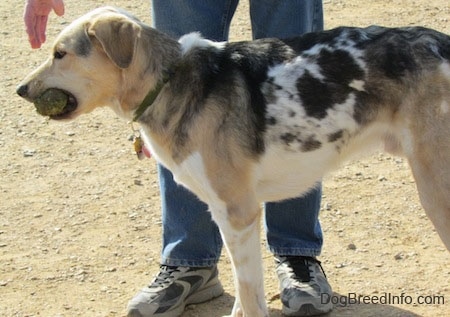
149, 265, 181, 288
279, 256, 327, 283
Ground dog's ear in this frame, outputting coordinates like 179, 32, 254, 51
88, 15, 140, 69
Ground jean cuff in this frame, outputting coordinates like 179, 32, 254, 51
161, 257, 219, 267
268, 246, 322, 258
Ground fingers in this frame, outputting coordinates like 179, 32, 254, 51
24, 0, 65, 48
52, 0, 65, 16
36, 16, 48, 46
25, 14, 46, 49
24, 7, 40, 48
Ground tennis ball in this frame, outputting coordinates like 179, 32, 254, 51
34, 89, 69, 116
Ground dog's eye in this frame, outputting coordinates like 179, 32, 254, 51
54, 50, 67, 59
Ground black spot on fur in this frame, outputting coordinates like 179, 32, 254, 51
302, 136, 322, 152
355, 26, 450, 79
296, 71, 352, 119
267, 116, 277, 125
317, 49, 364, 84
328, 130, 343, 142
281, 27, 348, 53
280, 133, 297, 146
380, 43, 418, 79
295, 48, 363, 120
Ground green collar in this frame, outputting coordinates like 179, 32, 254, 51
132, 74, 170, 122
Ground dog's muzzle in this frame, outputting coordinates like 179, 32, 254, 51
16, 85, 78, 120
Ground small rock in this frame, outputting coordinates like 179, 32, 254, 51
347, 243, 357, 250
23, 149, 36, 157
394, 253, 403, 260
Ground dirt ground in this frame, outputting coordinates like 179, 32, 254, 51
1, 0, 449, 316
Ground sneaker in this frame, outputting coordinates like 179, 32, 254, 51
275, 256, 333, 316
127, 265, 224, 317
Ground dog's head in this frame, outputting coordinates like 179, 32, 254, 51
16, 6, 178, 121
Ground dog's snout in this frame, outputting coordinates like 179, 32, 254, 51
16, 84, 29, 98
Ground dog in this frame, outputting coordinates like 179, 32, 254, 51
17, 6, 450, 317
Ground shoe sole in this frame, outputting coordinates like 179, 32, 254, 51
128, 282, 224, 317
282, 302, 333, 316
187, 281, 224, 305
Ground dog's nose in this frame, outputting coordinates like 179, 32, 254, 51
16, 84, 29, 98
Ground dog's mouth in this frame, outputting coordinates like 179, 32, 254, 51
33, 88, 78, 120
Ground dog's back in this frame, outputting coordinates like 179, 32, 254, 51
163, 26, 450, 247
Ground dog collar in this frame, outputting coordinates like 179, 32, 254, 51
132, 78, 167, 122
133, 68, 173, 122
130, 72, 171, 160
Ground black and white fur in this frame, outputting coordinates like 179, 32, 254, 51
17, 7, 450, 316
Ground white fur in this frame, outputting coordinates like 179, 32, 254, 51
349, 79, 366, 91
179, 32, 226, 54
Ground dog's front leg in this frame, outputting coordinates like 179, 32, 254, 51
211, 200, 268, 317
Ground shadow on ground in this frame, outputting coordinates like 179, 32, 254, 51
182, 292, 423, 317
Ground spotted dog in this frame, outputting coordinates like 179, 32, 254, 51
17, 7, 450, 317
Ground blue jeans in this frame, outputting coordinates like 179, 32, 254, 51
152, 0, 324, 267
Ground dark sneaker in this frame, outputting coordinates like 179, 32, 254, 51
275, 256, 333, 316
127, 265, 224, 317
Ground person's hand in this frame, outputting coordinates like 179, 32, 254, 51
24, 0, 65, 49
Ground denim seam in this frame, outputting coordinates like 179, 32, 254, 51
220, 0, 237, 41
268, 246, 322, 258
162, 257, 219, 267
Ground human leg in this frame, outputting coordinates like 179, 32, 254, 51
128, 2, 242, 315
251, 1, 332, 315
250, 0, 324, 39
265, 187, 323, 257
151, 0, 239, 41
265, 188, 332, 316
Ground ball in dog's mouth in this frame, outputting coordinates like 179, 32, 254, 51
34, 88, 77, 119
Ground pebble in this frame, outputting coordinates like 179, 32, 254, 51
23, 149, 36, 157
394, 253, 403, 260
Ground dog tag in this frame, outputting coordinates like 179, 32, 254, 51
130, 122, 151, 160
133, 135, 146, 160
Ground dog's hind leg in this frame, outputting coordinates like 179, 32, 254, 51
403, 69, 450, 250
408, 151, 450, 250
